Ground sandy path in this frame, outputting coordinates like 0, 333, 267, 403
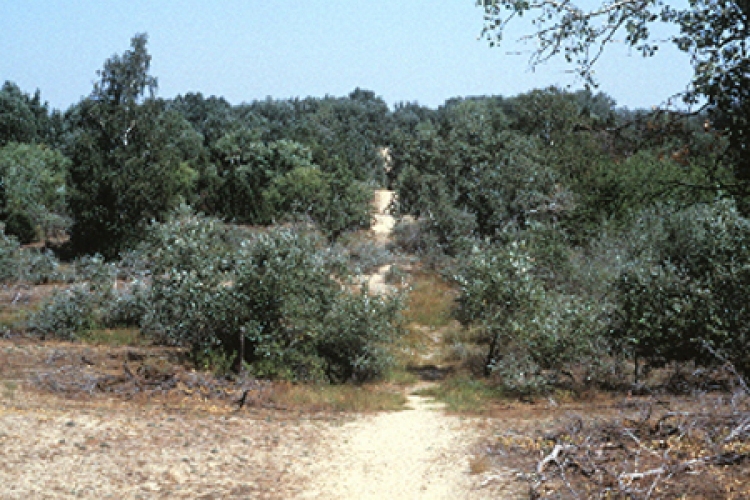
294, 390, 507, 499
289, 190, 519, 498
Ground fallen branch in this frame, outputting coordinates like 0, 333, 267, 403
537, 444, 576, 474
724, 416, 750, 443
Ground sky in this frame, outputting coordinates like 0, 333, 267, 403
1, 1, 694, 111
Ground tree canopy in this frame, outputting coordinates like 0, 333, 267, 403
478, 0, 750, 196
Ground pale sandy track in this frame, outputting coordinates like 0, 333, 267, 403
287, 190, 522, 499
292, 390, 517, 499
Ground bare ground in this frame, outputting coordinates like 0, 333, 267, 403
0, 340, 333, 499
0, 340, 525, 499
292, 388, 524, 499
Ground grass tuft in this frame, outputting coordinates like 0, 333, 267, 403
416, 375, 504, 414
403, 272, 455, 328
78, 328, 147, 346
268, 382, 407, 413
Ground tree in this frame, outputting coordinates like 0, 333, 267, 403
0, 143, 70, 242
65, 34, 200, 257
0, 82, 58, 147
477, 0, 750, 199
393, 96, 564, 246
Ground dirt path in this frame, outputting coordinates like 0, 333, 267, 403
293, 388, 518, 499
292, 193, 522, 499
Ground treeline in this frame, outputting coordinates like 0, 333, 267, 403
1, 35, 392, 256
2, 34, 748, 389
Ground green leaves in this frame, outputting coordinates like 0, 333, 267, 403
140, 210, 403, 382
66, 35, 202, 257
0, 142, 70, 242
455, 240, 602, 394
611, 200, 750, 374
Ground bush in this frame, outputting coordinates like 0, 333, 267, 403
18, 247, 68, 284
455, 241, 603, 395
28, 285, 103, 340
28, 254, 143, 338
4, 211, 36, 244
141, 209, 404, 382
317, 290, 404, 382
0, 228, 20, 282
0, 225, 71, 285
611, 200, 750, 377
0, 143, 70, 242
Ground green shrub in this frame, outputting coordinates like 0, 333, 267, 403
0, 142, 70, 242
0, 227, 69, 284
0, 228, 20, 282
455, 241, 602, 395
317, 290, 405, 382
28, 285, 103, 340
611, 200, 750, 377
28, 254, 142, 338
18, 248, 67, 284
141, 209, 404, 382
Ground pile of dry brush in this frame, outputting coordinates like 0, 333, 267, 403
490, 367, 750, 499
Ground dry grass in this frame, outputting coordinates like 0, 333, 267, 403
77, 327, 150, 346
268, 382, 407, 413
403, 271, 456, 328
415, 374, 505, 414
469, 454, 493, 475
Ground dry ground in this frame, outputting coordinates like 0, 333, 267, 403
0, 339, 526, 499
0, 339, 331, 499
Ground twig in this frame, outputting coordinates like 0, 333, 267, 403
701, 341, 750, 395
724, 416, 750, 443
537, 443, 576, 474
622, 429, 661, 457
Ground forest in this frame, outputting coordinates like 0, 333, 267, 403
2, 31, 750, 497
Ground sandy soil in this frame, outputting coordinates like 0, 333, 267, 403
0, 348, 523, 500
0, 386, 331, 499
293, 389, 523, 499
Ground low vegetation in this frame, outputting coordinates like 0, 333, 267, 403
2, 30, 750, 498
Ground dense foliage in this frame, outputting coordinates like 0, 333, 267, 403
4, 30, 750, 390
479, 0, 750, 204
611, 201, 750, 376
0, 142, 70, 242
140, 210, 405, 382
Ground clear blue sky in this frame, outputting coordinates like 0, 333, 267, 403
1, 1, 693, 111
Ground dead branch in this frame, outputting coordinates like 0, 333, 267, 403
724, 416, 750, 443
537, 443, 577, 474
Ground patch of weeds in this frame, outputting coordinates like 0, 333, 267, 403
468, 454, 493, 475
441, 325, 487, 375
391, 324, 430, 365
269, 383, 407, 413
78, 328, 146, 347
383, 366, 420, 386
403, 272, 455, 328
0, 305, 29, 332
417, 375, 504, 414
